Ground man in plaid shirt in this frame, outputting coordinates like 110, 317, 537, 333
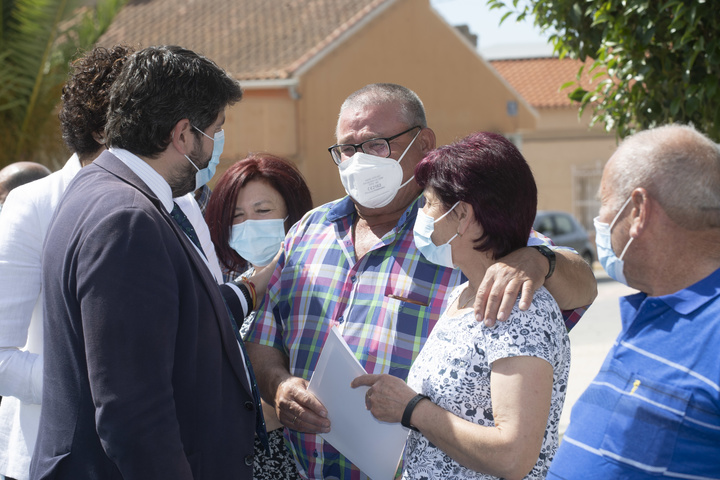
245, 83, 597, 479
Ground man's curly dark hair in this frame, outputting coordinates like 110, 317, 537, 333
59, 45, 134, 156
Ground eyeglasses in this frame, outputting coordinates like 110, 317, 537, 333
328, 125, 421, 165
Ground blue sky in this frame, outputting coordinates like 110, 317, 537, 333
430, 0, 553, 56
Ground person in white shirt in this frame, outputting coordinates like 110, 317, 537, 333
0, 162, 51, 207
0, 45, 133, 480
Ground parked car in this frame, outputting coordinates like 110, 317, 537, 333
533, 210, 595, 265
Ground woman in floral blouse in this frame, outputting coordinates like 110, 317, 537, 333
352, 131, 571, 480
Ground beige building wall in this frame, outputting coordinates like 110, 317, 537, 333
216, 89, 300, 181
520, 108, 617, 228
227, 90, 298, 159
213, 0, 535, 206
295, 0, 536, 205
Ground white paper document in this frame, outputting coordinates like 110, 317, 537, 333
308, 327, 409, 480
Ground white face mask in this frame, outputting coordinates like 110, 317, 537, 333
228, 217, 287, 267
338, 129, 420, 209
594, 195, 633, 285
413, 201, 460, 269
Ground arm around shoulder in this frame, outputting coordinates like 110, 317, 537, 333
544, 248, 597, 310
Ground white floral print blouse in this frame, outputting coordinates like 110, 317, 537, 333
403, 284, 571, 480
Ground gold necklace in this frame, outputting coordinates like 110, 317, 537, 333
458, 287, 475, 310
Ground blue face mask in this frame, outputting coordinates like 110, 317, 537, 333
413, 201, 460, 268
594, 195, 633, 285
185, 127, 224, 191
229, 217, 287, 267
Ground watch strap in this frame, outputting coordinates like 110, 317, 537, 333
530, 245, 556, 280
401, 394, 429, 432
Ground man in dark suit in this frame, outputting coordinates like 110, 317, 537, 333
31, 45, 255, 480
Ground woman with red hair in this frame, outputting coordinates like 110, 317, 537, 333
206, 153, 313, 282
205, 152, 312, 480
352, 132, 571, 480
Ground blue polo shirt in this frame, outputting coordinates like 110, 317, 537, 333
548, 267, 720, 479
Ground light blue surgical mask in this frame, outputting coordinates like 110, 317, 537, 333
413, 201, 460, 268
594, 195, 633, 285
229, 217, 288, 267
185, 126, 224, 191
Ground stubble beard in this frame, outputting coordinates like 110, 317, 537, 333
169, 161, 197, 198
170, 140, 209, 198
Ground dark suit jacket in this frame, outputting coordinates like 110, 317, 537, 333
31, 152, 256, 479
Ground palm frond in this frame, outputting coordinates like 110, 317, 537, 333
0, 0, 127, 166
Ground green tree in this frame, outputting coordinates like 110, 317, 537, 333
0, 0, 126, 168
489, 0, 720, 140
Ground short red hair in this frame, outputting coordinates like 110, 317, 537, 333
205, 153, 313, 274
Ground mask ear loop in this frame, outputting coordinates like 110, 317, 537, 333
433, 201, 461, 224
184, 154, 200, 172
397, 129, 422, 165
398, 175, 415, 190
455, 202, 470, 237
438, 201, 461, 246
608, 195, 634, 260
618, 236, 634, 260
172, 123, 201, 171
419, 204, 461, 246
609, 195, 633, 230
444, 232, 459, 246
396, 129, 423, 189
193, 125, 220, 142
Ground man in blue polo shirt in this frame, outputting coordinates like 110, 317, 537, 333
548, 124, 720, 479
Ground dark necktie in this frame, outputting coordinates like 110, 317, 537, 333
170, 202, 205, 257
169, 201, 268, 450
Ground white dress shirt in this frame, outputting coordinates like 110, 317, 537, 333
111, 148, 223, 282
0, 155, 82, 480
175, 195, 223, 282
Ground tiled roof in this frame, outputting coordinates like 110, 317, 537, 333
490, 57, 601, 108
99, 0, 391, 81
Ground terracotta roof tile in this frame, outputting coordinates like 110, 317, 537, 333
99, 0, 391, 80
490, 57, 602, 108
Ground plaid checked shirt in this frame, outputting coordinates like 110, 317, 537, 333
193, 184, 212, 216
246, 195, 587, 479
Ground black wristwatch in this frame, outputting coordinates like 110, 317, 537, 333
530, 245, 556, 280
401, 394, 430, 432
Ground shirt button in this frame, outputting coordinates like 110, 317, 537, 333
351, 275, 357, 283
244, 454, 253, 466
244, 401, 254, 411
337, 316, 344, 324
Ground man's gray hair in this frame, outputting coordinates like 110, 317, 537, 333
610, 124, 720, 229
338, 83, 427, 132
